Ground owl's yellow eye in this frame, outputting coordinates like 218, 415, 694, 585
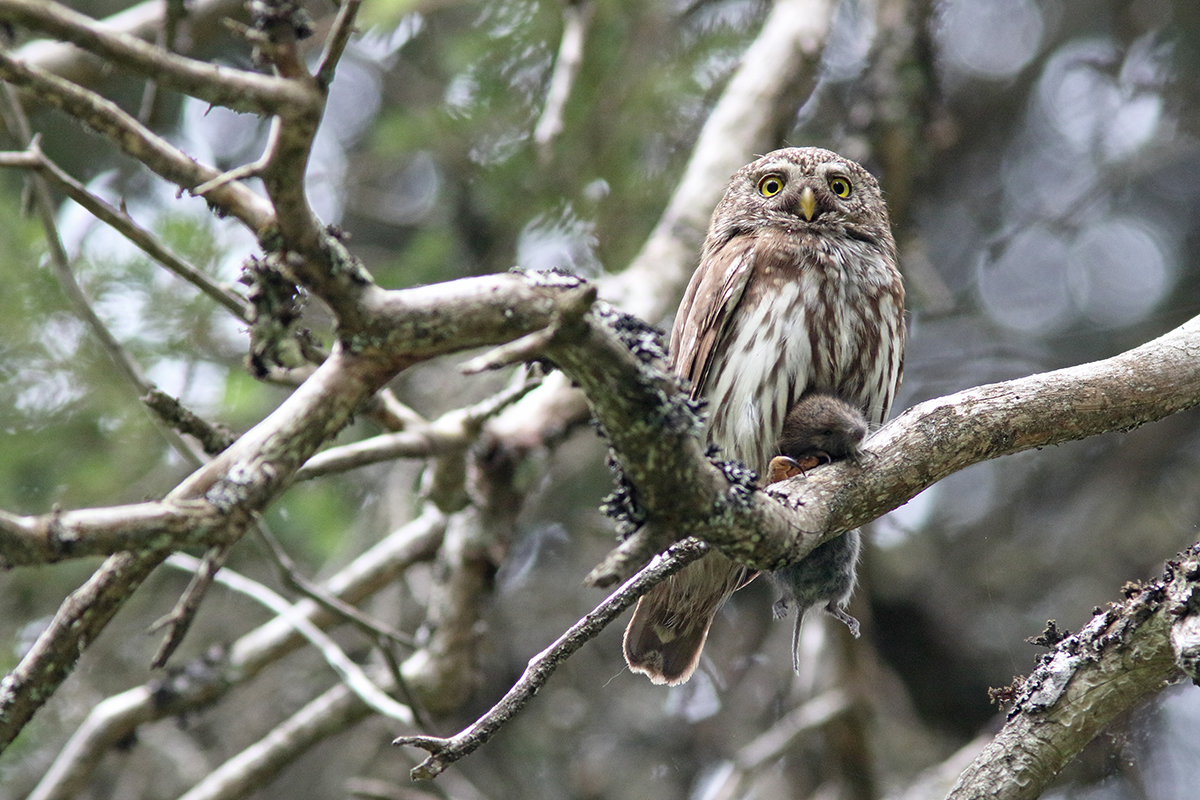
757, 175, 785, 197
828, 176, 852, 197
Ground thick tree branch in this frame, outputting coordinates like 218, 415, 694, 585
391, 306, 1200, 779
944, 542, 1200, 799
0, 273, 594, 568
0, 273, 592, 751
772, 312, 1200, 537
0, 500, 228, 567
577, 311, 1200, 584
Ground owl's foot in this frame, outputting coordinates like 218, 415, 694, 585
765, 454, 827, 484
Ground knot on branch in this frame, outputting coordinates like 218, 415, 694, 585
240, 253, 323, 377
391, 734, 454, 781
250, 0, 315, 39
322, 225, 374, 286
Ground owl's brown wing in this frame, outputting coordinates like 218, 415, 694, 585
669, 235, 757, 397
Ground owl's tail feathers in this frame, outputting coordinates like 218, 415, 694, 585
622, 554, 751, 685
622, 594, 715, 686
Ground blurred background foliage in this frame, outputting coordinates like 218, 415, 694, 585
3, 0, 1200, 798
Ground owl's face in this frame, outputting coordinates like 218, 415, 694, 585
705, 147, 891, 251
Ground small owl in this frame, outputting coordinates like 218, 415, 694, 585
623, 147, 904, 686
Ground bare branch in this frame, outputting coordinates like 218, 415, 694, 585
533, 0, 592, 161
166, 552, 415, 724
143, 388, 239, 455
149, 543, 233, 668
14, 0, 247, 87
703, 690, 854, 800
177, 680, 376, 800
26, 509, 444, 800
462, 283, 597, 374
0, 0, 313, 113
135, 0, 186, 122
254, 522, 416, 648
0, 499, 224, 567
393, 540, 710, 779
945, 542, 1200, 799
0, 550, 164, 752
0, 273, 617, 569
25, 143, 251, 319
0, 50, 274, 227
315, 0, 363, 88
296, 376, 542, 480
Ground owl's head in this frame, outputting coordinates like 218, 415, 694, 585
707, 147, 892, 248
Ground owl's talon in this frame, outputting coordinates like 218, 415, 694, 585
767, 456, 802, 484
766, 453, 828, 484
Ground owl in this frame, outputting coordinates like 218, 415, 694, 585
622, 147, 905, 685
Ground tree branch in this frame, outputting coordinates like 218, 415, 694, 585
14, 0, 248, 87
25, 509, 445, 800
165, 552, 415, 724
945, 541, 1200, 799
533, 0, 592, 161
2, 141, 252, 320
0, 49, 273, 228
573, 311, 1200, 584
294, 376, 541, 480
0, 550, 164, 752
0, 0, 312, 113
393, 540, 710, 779
315, 0, 361, 88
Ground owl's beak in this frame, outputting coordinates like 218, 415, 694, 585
798, 186, 817, 221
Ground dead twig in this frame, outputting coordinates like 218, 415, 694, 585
393, 540, 709, 779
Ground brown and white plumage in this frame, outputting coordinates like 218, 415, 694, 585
623, 147, 905, 685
